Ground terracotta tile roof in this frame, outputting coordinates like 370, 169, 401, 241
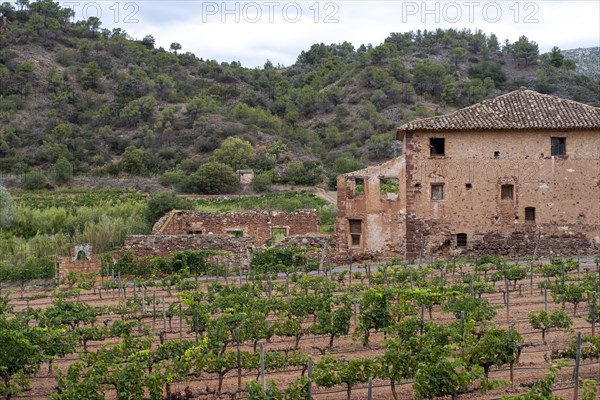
398, 89, 600, 132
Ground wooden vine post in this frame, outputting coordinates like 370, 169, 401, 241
573, 331, 582, 400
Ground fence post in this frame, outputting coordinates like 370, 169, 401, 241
367, 377, 373, 400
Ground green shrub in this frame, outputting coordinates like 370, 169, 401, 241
22, 172, 47, 190
53, 158, 73, 185
144, 192, 194, 226
251, 172, 272, 193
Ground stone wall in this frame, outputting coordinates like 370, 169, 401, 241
56, 257, 101, 282
274, 233, 336, 262
334, 157, 407, 261
152, 210, 321, 246
121, 234, 254, 267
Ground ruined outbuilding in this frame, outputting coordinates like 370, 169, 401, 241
336, 89, 600, 260
152, 209, 321, 246
119, 209, 323, 266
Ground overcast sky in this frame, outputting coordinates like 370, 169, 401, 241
59, 0, 600, 67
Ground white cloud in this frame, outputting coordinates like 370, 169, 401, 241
60, 1, 600, 67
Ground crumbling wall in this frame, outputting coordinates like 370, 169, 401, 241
275, 233, 336, 262
468, 227, 598, 257
122, 234, 254, 267
56, 257, 101, 282
335, 157, 407, 261
153, 210, 320, 246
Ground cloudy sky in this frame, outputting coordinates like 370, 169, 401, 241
59, 1, 600, 67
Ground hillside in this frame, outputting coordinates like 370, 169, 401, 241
563, 47, 600, 79
0, 2, 599, 193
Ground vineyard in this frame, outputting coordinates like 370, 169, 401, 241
1, 252, 599, 400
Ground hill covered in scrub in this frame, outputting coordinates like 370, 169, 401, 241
563, 47, 600, 80
0, 1, 598, 193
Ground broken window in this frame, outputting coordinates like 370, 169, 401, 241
348, 219, 362, 247
380, 177, 399, 194
429, 138, 445, 156
227, 230, 243, 238
187, 229, 203, 234
354, 178, 365, 195
525, 207, 536, 222
431, 183, 444, 200
456, 233, 467, 247
348, 177, 365, 197
551, 137, 566, 156
270, 228, 287, 245
501, 184, 514, 201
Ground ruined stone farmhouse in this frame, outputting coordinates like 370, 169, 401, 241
335, 89, 600, 261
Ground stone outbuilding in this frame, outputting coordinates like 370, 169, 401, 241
152, 209, 321, 247
335, 89, 600, 261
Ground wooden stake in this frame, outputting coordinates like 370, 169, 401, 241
573, 332, 581, 400
194, 309, 199, 343
349, 262, 352, 286
307, 355, 313, 400
236, 328, 242, 389
260, 343, 265, 390
179, 303, 183, 339
505, 277, 510, 323
591, 292, 596, 338
544, 284, 548, 313
152, 293, 156, 327
162, 296, 166, 331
